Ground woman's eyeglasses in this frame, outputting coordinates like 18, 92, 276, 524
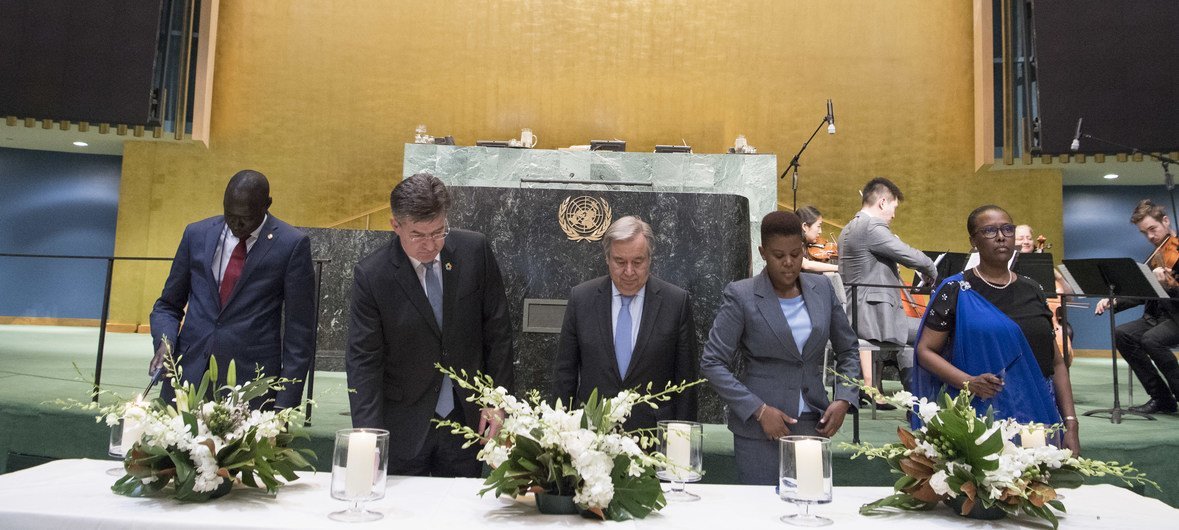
973, 224, 1016, 239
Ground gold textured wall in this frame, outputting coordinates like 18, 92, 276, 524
110, 0, 1063, 326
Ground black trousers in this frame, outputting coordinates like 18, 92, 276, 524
1115, 315, 1179, 405
388, 405, 481, 478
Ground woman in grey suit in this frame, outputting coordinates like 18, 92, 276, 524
700, 211, 862, 485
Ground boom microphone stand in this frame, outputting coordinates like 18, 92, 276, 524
1073, 125, 1179, 222
781, 99, 836, 211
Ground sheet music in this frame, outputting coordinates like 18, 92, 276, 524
964, 251, 979, 270
1138, 262, 1171, 298
1057, 264, 1083, 295
915, 253, 948, 289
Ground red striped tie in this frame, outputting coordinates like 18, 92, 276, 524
219, 239, 247, 307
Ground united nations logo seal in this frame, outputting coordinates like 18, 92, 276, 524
557, 196, 612, 242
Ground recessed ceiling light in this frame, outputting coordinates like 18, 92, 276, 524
1103, 173, 1119, 180
72, 141, 88, 147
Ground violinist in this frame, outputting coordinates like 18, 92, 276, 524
1094, 199, 1179, 414
798, 206, 839, 273
1014, 225, 1036, 254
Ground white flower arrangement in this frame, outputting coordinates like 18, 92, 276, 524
65, 348, 316, 502
844, 380, 1157, 529
434, 364, 701, 521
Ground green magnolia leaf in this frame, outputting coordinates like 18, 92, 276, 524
1047, 467, 1084, 489
111, 473, 168, 497
602, 455, 665, 521
860, 493, 937, 514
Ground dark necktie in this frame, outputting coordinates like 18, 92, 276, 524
219, 239, 247, 307
424, 262, 453, 417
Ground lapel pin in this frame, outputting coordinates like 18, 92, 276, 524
267, 233, 273, 240
445, 262, 453, 271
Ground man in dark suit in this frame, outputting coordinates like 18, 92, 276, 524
552, 216, 697, 430
838, 177, 936, 391
149, 170, 316, 409
346, 173, 514, 477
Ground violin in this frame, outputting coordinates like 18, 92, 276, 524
1145, 235, 1179, 274
807, 234, 839, 263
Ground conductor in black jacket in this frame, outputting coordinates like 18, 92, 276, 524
346, 173, 514, 476
552, 216, 697, 430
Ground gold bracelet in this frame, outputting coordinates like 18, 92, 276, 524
1064, 415, 1078, 422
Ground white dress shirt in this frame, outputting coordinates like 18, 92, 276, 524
212, 214, 267, 288
407, 254, 443, 296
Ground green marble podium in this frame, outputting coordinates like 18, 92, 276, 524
404, 144, 777, 271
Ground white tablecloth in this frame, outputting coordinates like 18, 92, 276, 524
0, 459, 1172, 529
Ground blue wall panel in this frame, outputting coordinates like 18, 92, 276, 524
0, 147, 122, 319
1062, 186, 1176, 349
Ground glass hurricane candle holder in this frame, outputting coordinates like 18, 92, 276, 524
107, 419, 127, 476
779, 435, 833, 526
329, 428, 389, 522
656, 420, 703, 501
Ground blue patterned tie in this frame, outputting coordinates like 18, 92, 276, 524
424, 262, 453, 417
615, 295, 634, 380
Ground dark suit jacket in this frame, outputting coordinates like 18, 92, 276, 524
346, 229, 514, 463
552, 274, 697, 430
150, 215, 316, 409
700, 271, 860, 440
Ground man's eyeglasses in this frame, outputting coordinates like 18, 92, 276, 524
973, 223, 1016, 239
408, 226, 450, 243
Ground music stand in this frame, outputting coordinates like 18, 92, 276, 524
912, 251, 970, 291
1060, 258, 1168, 423
1012, 253, 1058, 295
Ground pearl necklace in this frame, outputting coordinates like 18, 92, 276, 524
972, 266, 1014, 289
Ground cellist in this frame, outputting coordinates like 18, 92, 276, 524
1015, 224, 1076, 365
1094, 199, 1179, 414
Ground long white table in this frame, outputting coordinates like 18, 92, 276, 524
0, 459, 1172, 529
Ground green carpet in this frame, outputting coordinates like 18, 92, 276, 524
1, 324, 1175, 506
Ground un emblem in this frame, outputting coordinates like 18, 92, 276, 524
557, 195, 612, 242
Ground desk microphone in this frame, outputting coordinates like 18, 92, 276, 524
826, 99, 836, 135
1069, 117, 1083, 151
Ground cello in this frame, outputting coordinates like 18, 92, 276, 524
1035, 236, 1084, 366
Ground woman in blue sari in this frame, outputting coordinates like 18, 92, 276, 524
913, 205, 1081, 455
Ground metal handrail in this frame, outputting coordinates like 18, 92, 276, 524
0, 252, 330, 418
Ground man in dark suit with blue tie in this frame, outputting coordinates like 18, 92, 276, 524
552, 216, 698, 430
346, 173, 514, 477
149, 170, 316, 410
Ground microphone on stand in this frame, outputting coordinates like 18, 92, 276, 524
826, 99, 836, 135
1069, 117, 1083, 151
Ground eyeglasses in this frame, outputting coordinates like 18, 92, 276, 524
973, 223, 1016, 239
408, 226, 450, 243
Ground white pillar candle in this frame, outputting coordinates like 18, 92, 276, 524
1021, 426, 1046, 448
795, 439, 824, 499
666, 423, 692, 476
345, 432, 378, 498
122, 415, 144, 451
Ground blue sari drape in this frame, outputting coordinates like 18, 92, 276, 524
910, 273, 1061, 429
